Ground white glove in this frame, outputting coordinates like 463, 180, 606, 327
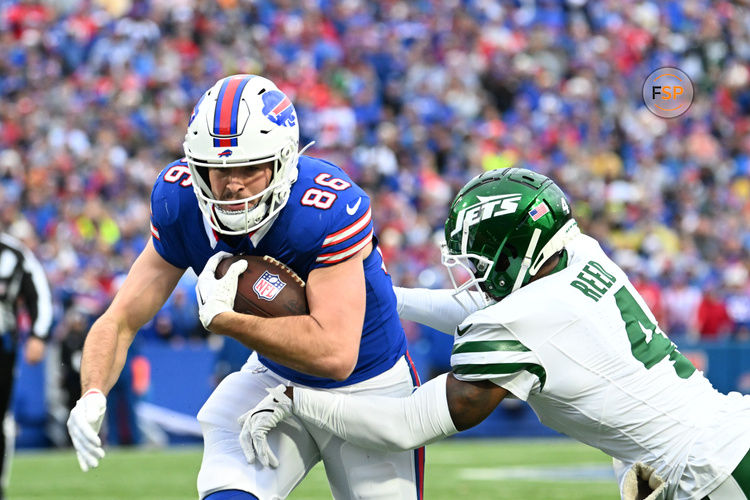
238, 385, 292, 468
67, 389, 107, 472
196, 251, 248, 329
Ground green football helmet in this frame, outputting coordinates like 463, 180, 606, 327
442, 167, 580, 305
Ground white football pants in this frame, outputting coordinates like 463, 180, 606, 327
196, 352, 424, 500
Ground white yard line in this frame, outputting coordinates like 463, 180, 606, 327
459, 464, 615, 482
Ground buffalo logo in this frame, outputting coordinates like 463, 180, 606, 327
218, 149, 233, 157
253, 271, 287, 301
261, 90, 297, 127
188, 92, 207, 127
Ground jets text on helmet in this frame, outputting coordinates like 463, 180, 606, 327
450, 194, 522, 238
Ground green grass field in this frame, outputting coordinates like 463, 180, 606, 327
8, 438, 620, 499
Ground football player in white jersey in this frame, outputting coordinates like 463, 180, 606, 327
243, 168, 750, 500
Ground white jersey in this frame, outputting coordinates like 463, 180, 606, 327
451, 234, 750, 500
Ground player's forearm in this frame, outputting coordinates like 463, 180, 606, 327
210, 311, 358, 380
292, 373, 457, 451
79, 315, 137, 394
394, 287, 483, 333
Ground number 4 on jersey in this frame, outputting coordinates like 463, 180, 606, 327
614, 287, 696, 379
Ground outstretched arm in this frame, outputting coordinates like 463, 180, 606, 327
444, 376, 509, 431
80, 239, 185, 393
394, 287, 485, 334
293, 373, 507, 451
242, 372, 508, 467
68, 239, 184, 471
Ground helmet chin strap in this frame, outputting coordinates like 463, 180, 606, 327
509, 219, 581, 293
530, 220, 580, 275
512, 228, 542, 293
511, 220, 581, 293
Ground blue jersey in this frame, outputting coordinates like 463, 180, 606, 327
149, 155, 407, 388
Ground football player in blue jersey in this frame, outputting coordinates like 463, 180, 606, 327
66, 75, 424, 500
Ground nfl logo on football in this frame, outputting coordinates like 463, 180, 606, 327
253, 271, 287, 301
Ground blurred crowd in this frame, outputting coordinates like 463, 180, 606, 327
1, 0, 749, 382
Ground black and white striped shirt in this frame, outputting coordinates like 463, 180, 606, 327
0, 233, 52, 342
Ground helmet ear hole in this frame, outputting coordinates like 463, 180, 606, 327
280, 144, 294, 159
492, 244, 516, 275
505, 244, 518, 259
494, 252, 510, 274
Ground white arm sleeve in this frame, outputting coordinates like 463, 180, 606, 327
293, 373, 457, 452
393, 287, 483, 334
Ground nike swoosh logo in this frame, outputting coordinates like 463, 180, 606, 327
346, 197, 362, 215
456, 323, 473, 337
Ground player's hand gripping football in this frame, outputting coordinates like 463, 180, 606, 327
67, 389, 107, 471
238, 385, 293, 468
196, 251, 248, 329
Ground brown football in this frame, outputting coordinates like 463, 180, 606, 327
215, 255, 309, 318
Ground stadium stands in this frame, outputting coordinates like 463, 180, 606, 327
2, 0, 749, 446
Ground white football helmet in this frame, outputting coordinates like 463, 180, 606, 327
184, 75, 300, 235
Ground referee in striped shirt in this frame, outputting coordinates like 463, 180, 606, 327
0, 232, 52, 500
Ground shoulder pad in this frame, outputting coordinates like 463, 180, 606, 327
151, 160, 194, 226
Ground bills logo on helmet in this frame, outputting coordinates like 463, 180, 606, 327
253, 271, 287, 301
218, 149, 233, 157
189, 92, 206, 127
450, 194, 522, 237
262, 90, 297, 127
